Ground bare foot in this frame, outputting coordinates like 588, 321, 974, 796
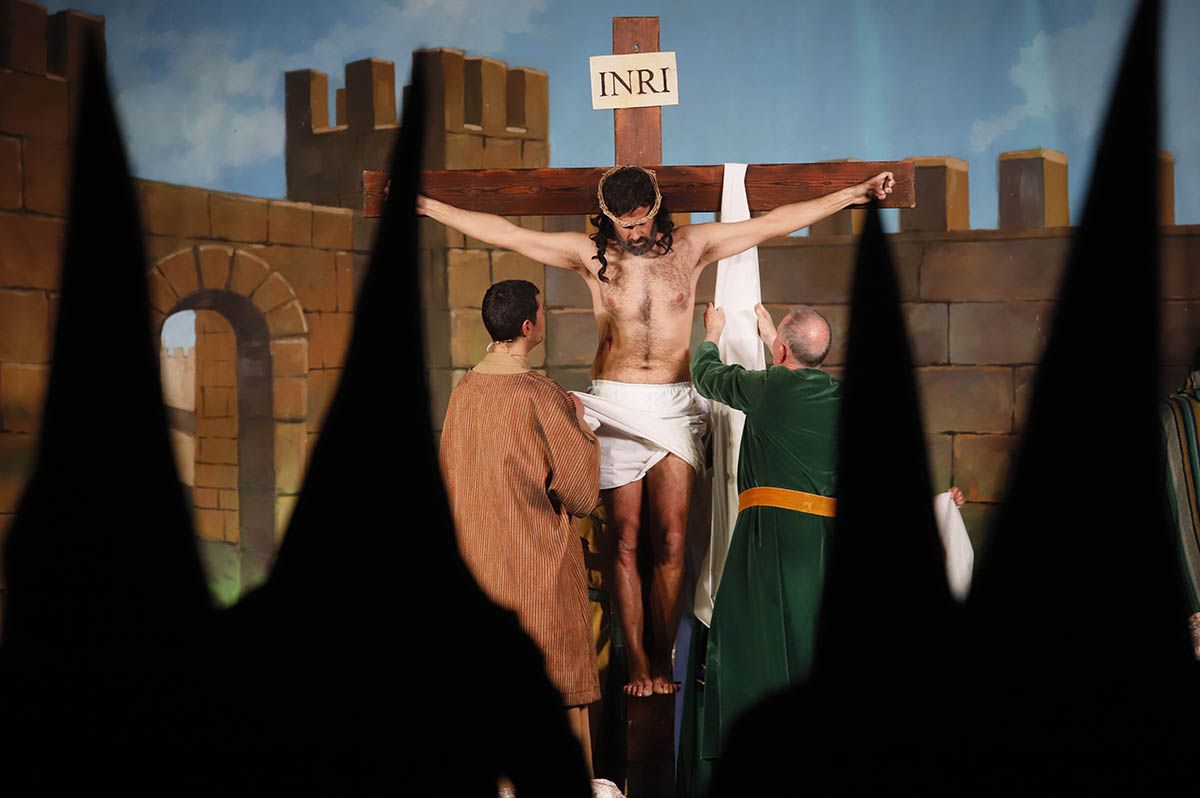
651, 674, 680, 695
624, 672, 654, 698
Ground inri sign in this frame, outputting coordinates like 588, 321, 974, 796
589, 51, 679, 110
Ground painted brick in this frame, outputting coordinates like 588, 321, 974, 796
201, 386, 234, 417
312, 206, 353, 249
1162, 302, 1200, 365
0, 362, 46, 433
0, 290, 48, 362
157, 249, 199, 298
491, 250, 545, 292
195, 508, 225, 542
196, 245, 233, 291
0, 69, 67, 141
251, 271, 296, 314
21, 136, 67, 215
0, 433, 33, 512
196, 416, 237, 438
229, 250, 271, 297
138, 181, 210, 238
210, 194, 268, 243
194, 463, 238, 490
198, 358, 236, 388
256, 246, 336, 312
319, 312, 353, 368
904, 303, 949, 365
1014, 365, 1036, 429
275, 494, 298, 542
543, 215, 585, 234
145, 237, 194, 263
198, 437, 238, 465
0, 211, 63, 289
352, 213, 381, 251
274, 421, 307, 494
546, 309, 597, 367
447, 249, 490, 308
268, 200, 312, 246
920, 238, 1069, 301
193, 487, 220, 508
0, 135, 18, 208
959, 502, 995, 553
335, 251, 354, 311
444, 132, 485, 169
418, 248, 449, 310
270, 338, 309, 378
546, 367, 591, 393
482, 136, 522, 168
927, 433, 953, 492
758, 242, 919, 304
266, 300, 308, 338
273, 376, 307, 420
1162, 234, 1200, 300
545, 265, 591, 308
306, 368, 337, 434
450, 308, 492, 368
522, 139, 549, 168
949, 302, 1052, 364
0, 0, 48, 73
917, 367, 1013, 434
223, 509, 240, 543
423, 309, 451, 369
953, 433, 1016, 503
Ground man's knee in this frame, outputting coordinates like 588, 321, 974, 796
652, 524, 686, 566
614, 517, 641, 564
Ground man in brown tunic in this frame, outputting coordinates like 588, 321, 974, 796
440, 279, 602, 766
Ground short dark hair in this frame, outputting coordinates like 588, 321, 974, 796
481, 280, 540, 341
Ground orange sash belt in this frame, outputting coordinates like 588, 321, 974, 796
737, 487, 837, 518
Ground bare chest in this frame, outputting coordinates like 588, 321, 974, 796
598, 250, 695, 323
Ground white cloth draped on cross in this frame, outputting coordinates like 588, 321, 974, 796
694, 163, 765, 627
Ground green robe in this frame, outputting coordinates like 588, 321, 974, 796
679, 342, 841, 797
1160, 370, 1200, 615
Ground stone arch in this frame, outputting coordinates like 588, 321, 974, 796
149, 245, 309, 594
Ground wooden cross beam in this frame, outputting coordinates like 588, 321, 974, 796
362, 16, 914, 218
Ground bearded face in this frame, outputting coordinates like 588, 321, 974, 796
613, 205, 657, 256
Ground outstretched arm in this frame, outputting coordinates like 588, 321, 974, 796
417, 195, 591, 272
692, 172, 894, 266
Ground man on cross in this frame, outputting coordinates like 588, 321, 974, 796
418, 165, 893, 696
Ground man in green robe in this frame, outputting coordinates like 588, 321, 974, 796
678, 302, 841, 797
1160, 349, 1200, 660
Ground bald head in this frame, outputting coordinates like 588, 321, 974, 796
778, 306, 832, 368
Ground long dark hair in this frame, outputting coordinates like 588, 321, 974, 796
589, 168, 675, 283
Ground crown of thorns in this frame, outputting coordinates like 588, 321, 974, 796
596, 165, 662, 228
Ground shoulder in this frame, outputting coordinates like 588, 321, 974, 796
524, 372, 575, 402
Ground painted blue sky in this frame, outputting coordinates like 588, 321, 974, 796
49, 0, 1197, 231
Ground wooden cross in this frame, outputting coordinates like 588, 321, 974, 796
362, 16, 914, 218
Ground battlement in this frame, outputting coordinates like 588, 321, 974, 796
284, 49, 549, 208
807, 147, 1178, 236
0, 0, 104, 78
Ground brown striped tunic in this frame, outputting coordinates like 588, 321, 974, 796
440, 351, 601, 706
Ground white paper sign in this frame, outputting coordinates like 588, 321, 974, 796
589, 51, 679, 110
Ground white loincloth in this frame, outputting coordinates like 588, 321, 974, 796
574, 380, 710, 490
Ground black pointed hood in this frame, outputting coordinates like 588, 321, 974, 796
2, 34, 209, 652
967, 0, 1198, 788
